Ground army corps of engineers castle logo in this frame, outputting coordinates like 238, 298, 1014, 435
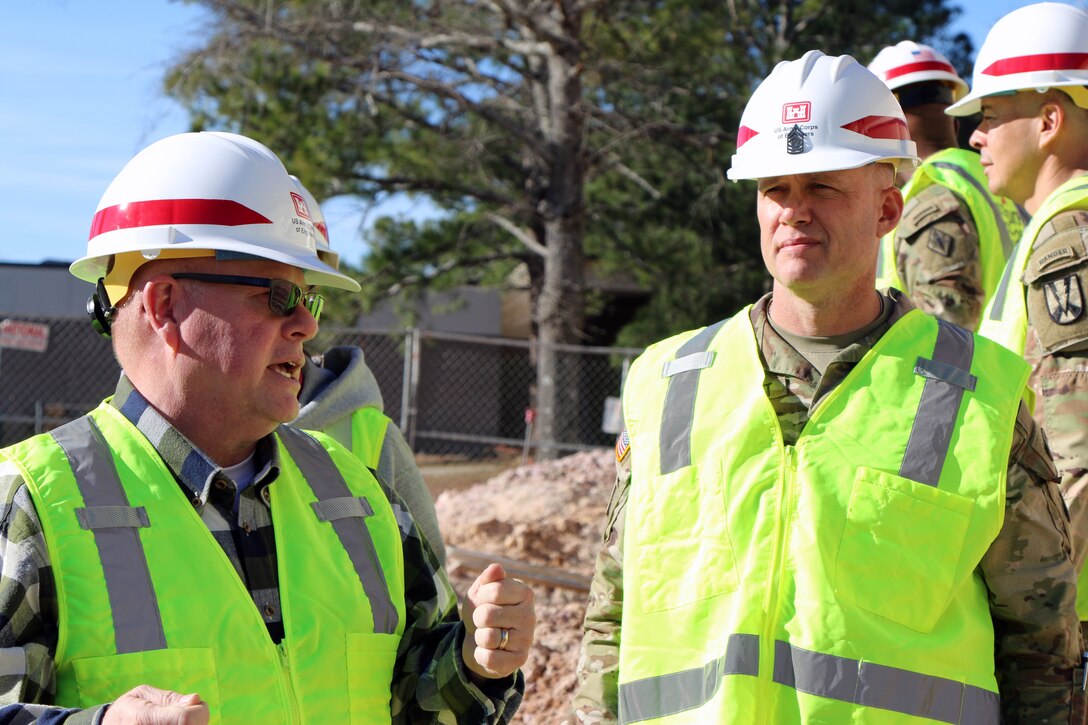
782, 102, 811, 155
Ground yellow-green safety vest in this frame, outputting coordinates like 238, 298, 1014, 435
321, 406, 390, 470
352, 408, 391, 469
875, 148, 1027, 319
619, 308, 1028, 724
1, 402, 406, 724
979, 174, 1088, 354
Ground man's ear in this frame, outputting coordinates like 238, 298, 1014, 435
877, 184, 904, 237
1038, 98, 1065, 149
140, 275, 182, 351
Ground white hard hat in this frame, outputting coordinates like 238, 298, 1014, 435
728, 50, 919, 181
289, 175, 340, 270
947, 2, 1088, 117
868, 41, 969, 101
71, 132, 360, 293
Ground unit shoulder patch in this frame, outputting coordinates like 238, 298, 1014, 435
615, 429, 630, 463
1042, 274, 1084, 324
1024, 209, 1088, 354
897, 184, 969, 240
926, 227, 955, 258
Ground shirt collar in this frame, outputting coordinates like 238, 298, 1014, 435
109, 373, 281, 507
751, 289, 916, 384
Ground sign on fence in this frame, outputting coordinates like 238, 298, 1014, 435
0, 319, 50, 353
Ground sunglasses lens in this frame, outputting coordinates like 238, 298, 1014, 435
305, 294, 324, 322
268, 280, 302, 317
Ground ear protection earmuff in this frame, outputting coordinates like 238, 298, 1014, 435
87, 278, 116, 339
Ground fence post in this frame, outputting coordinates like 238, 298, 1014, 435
399, 328, 412, 435
34, 400, 43, 435
406, 327, 422, 448
620, 355, 633, 391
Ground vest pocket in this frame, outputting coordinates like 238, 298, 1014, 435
346, 632, 398, 721
634, 464, 738, 613
69, 648, 220, 716
835, 466, 974, 633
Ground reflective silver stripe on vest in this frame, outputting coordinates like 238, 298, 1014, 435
773, 640, 998, 724
659, 321, 726, 475
913, 357, 977, 393
311, 496, 375, 523
876, 235, 887, 282
618, 633, 759, 724
662, 351, 716, 378
931, 161, 1015, 258
900, 320, 975, 487
76, 505, 150, 530
987, 245, 1018, 322
50, 417, 167, 654
277, 426, 399, 635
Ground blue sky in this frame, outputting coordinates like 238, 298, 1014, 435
1, 0, 1079, 267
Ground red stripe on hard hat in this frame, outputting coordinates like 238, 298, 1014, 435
737, 125, 760, 148
884, 60, 957, 80
89, 199, 272, 239
315, 222, 329, 243
841, 115, 910, 141
983, 52, 1088, 76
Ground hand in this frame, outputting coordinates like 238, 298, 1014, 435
460, 563, 536, 680
102, 685, 209, 725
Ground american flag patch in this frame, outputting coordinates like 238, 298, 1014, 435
615, 429, 631, 462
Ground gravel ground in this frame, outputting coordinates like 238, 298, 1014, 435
435, 449, 615, 724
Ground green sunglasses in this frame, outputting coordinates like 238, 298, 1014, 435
171, 273, 325, 322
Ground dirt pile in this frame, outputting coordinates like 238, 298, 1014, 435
435, 448, 616, 724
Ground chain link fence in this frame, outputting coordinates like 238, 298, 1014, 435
1, 316, 643, 460
0, 316, 120, 447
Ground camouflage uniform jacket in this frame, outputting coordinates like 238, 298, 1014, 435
892, 178, 1024, 330
1020, 209, 1088, 593
571, 292, 1083, 725
0, 375, 523, 724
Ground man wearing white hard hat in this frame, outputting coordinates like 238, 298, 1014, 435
572, 50, 1081, 724
869, 41, 1027, 330
947, 1, 1088, 638
0, 132, 533, 723
289, 174, 448, 565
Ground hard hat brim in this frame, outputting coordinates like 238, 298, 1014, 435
71, 234, 361, 293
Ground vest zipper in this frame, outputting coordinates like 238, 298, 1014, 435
277, 640, 301, 724
759, 444, 798, 725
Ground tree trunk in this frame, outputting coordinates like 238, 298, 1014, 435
533, 6, 586, 460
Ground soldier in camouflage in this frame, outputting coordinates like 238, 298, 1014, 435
869, 41, 1027, 330
945, 2, 1088, 643
571, 49, 1083, 725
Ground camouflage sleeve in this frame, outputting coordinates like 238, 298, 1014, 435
569, 443, 630, 725
978, 403, 1083, 724
1031, 348, 1088, 574
894, 183, 985, 329
1021, 211, 1088, 571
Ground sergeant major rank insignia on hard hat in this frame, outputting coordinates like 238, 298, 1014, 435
786, 125, 807, 155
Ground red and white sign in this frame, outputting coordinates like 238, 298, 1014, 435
0, 319, 50, 353
783, 101, 811, 124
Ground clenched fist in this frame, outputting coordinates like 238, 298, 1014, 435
461, 563, 536, 680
